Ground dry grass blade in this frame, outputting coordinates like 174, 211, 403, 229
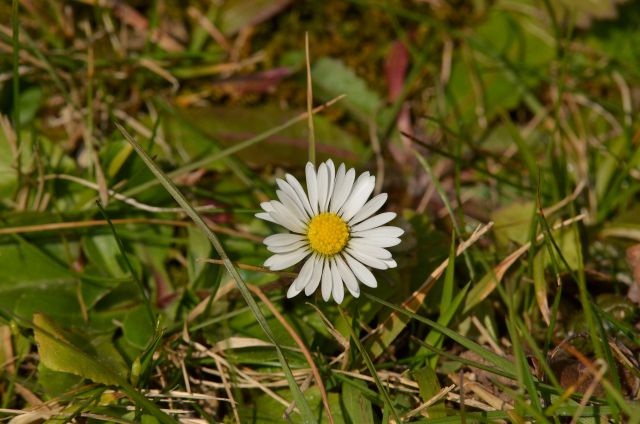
366, 221, 494, 357
197, 258, 296, 277
464, 213, 586, 312
401, 384, 456, 420
0, 218, 191, 235
248, 284, 335, 424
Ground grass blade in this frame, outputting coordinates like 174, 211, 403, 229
117, 123, 316, 423
364, 293, 515, 375
339, 307, 401, 423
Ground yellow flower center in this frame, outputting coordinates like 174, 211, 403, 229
307, 213, 349, 256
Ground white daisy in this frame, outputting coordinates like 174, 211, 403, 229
256, 159, 403, 304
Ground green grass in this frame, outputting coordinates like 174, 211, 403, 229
1, 0, 640, 423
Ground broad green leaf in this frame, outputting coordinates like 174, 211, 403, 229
0, 239, 75, 310
33, 313, 128, 386
82, 234, 128, 278
413, 367, 447, 418
187, 226, 213, 287
312, 57, 382, 122
15, 287, 83, 328
37, 362, 83, 398
341, 380, 374, 424
17, 86, 43, 125
0, 124, 17, 198
492, 201, 535, 247
106, 139, 135, 178
163, 103, 365, 168
123, 305, 155, 350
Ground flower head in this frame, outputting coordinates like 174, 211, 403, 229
256, 160, 403, 303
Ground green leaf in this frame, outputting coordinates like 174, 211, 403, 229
15, 287, 83, 328
163, 103, 365, 168
312, 57, 382, 122
33, 313, 128, 386
0, 239, 75, 310
0, 124, 17, 198
187, 226, 213, 287
123, 305, 155, 350
17, 87, 43, 125
413, 367, 447, 418
341, 380, 374, 424
37, 362, 83, 398
82, 234, 128, 278
492, 201, 535, 247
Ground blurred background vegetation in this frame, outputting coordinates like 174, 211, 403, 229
1, 0, 640, 422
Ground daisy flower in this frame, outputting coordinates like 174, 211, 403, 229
256, 159, 403, 303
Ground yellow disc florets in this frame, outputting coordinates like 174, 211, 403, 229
307, 213, 350, 256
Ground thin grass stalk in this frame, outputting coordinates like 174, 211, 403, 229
117, 123, 316, 423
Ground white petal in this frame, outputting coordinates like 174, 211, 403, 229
269, 201, 307, 233
339, 172, 369, 214
351, 236, 401, 248
305, 256, 323, 296
293, 255, 316, 290
264, 233, 305, 246
323, 160, 336, 212
276, 180, 310, 220
352, 226, 404, 239
351, 212, 396, 232
285, 174, 314, 217
321, 259, 332, 301
384, 259, 397, 268
347, 240, 392, 259
317, 163, 329, 213
344, 253, 378, 288
335, 255, 360, 298
267, 240, 309, 253
330, 167, 355, 213
260, 201, 275, 212
255, 212, 277, 224
264, 249, 310, 271
349, 193, 388, 225
305, 162, 319, 215
341, 174, 375, 221
276, 189, 309, 224
328, 164, 345, 212
287, 283, 303, 298
346, 247, 389, 269
330, 259, 344, 304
